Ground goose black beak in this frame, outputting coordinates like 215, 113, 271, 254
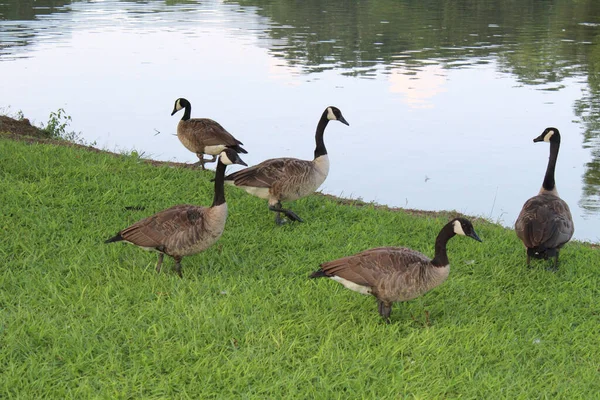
171, 109, 177, 116
338, 116, 350, 126
469, 232, 482, 242
533, 135, 544, 143
236, 159, 248, 167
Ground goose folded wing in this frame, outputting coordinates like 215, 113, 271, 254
320, 247, 428, 287
226, 158, 306, 188
544, 203, 575, 249
119, 205, 206, 249
518, 200, 571, 249
516, 198, 550, 248
187, 119, 242, 146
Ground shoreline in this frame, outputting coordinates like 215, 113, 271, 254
2, 114, 597, 247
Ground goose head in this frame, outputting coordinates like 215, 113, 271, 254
533, 127, 560, 144
326, 106, 350, 126
451, 218, 482, 242
171, 98, 191, 116
219, 148, 248, 166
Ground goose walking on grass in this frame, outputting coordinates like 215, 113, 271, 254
171, 98, 247, 170
515, 127, 574, 271
224, 106, 349, 225
310, 218, 482, 323
105, 149, 247, 277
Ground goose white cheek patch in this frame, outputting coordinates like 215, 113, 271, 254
453, 220, 466, 236
327, 107, 336, 121
544, 130, 555, 142
220, 151, 233, 165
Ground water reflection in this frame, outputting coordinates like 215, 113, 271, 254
0, 0, 72, 59
0, 0, 599, 240
0, 0, 72, 21
229, 0, 600, 225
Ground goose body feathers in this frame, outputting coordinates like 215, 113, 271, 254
225, 155, 329, 204
177, 119, 245, 154
515, 193, 574, 263
515, 127, 574, 269
105, 149, 247, 277
110, 203, 228, 258
317, 247, 450, 303
225, 106, 348, 224
311, 218, 482, 322
171, 98, 247, 169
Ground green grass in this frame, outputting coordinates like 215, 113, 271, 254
1, 137, 599, 398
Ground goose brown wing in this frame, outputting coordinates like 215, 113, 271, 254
319, 247, 430, 287
515, 195, 574, 249
225, 157, 310, 188
186, 118, 243, 146
540, 198, 574, 249
119, 204, 207, 250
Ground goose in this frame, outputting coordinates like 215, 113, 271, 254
171, 98, 247, 170
515, 127, 574, 270
105, 148, 247, 277
224, 106, 349, 225
310, 218, 482, 323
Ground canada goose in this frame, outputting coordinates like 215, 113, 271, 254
224, 106, 349, 225
310, 218, 482, 323
515, 127, 574, 271
105, 148, 247, 277
171, 98, 247, 170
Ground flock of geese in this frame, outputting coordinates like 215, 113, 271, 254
105, 98, 575, 323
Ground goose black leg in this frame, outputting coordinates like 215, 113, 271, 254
204, 155, 217, 164
526, 253, 531, 269
274, 211, 284, 226
194, 153, 207, 170
155, 253, 165, 273
547, 253, 559, 272
268, 202, 304, 224
377, 299, 392, 324
173, 256, 183, 278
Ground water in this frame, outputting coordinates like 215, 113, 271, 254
1, 0, 599, 243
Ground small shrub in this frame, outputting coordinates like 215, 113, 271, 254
42, 108, 94, 145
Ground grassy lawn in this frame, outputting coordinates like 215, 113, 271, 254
1, 135, 599, 398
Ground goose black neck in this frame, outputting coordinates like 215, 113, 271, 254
542, 140, 560, 191
212, 161, 227, 207
314, 110, 330, 159
430, 222, 456, 267
181, 103, 191, 121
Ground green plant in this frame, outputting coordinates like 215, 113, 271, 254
43, 108, 72, 138
42, 108, 93, 145
0, 106, 25, 120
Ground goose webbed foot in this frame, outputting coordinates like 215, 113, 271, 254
284, 210, 304, 223
274, 212, 287, 226
377, 299, 392, 324
269, 203, 304, 225
173, 256, 183, 278
155, 253, 165, 273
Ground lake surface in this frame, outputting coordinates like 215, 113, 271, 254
1, 0, 599, 243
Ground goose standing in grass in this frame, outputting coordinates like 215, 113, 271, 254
224, 106, 349, 225
310, 218, 482, 323
105, 148, 247, 277
171, 98, 247, 170
515, 127, 574, 271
